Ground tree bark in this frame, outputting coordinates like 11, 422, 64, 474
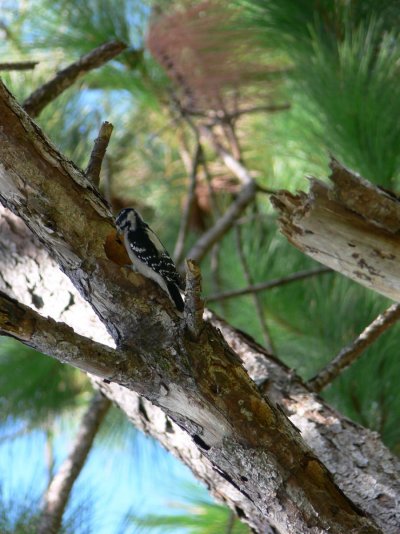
1, 207, 399, 533
23, 40, 127, 117
271, 159, 400, 301
0, 80, 397, 533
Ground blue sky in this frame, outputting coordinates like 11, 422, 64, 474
0, 419, 206, 533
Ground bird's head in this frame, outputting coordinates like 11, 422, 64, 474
115, 208, 143, 235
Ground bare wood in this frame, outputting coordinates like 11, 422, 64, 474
38, 393, 111, 534
308, 303, 400, 392
0, 61, 38, 71
0, 79, 384, 533
207, 267, 331, 302
271, 175, 400, 302
226, 103, 290, 120
86, 121, 114, 187
23, 40, 127, 117
329, 159, 400, 233
185, 126, 257, 263
184, 259, 204, 338
1, 208, 398, 533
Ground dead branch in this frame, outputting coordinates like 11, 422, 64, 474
173, 141, 202, 264
0, 79, 385, 534
184, 259, 204, 338
184, 125, 257, 263
235, 224, 275, 352
308, 303, 400, 392
225, 103, 291, 121
329, 158, 400, 233
0, 291, 144, 384
86, 121, 114, 187
207, 267, 331, 302
199, 124, 253, 185
271, 160, 400, 302
188, 103, 291, 121
185, 181, 257, 263
0, 60, 38, 71
38, 392, 111, 534
1, 207, 398, 533
23, 40, 127, 117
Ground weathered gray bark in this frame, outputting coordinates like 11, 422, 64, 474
271, 160, 400, 301
0, 207, 399, 533
0, 79, 397, 533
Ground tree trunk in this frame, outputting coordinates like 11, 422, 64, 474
0, 80, 398, 533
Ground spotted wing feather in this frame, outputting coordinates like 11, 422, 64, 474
126, 228, 183, 288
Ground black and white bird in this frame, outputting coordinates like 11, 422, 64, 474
115, 208, 185, 312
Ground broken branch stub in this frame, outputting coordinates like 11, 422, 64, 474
271, 161, 400, 301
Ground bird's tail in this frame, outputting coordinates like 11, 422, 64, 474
166, 281, 184, 312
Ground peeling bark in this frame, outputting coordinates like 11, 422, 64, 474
0, 208, 398, 533
0, 81, 394, 533
271, 160, 400, 301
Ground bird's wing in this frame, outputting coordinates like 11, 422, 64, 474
127, 228, 183, 287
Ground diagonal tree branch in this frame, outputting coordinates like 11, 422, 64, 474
0, 290, 145, 386
184, 124, 258, 264
38, 392, 111, 534
185, 180, 257, 263
173, 140, 202, 264
0, 78, 384, 534
235, 224, 275, 352
308, 302, 400, 392
23, 40, 127, 117
1, 207, 398, 533
199, 124, 253, 185
207, 267, 331, 302
0, 60, 39, 71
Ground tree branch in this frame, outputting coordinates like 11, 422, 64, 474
38, 392, 111, 534
1, 208, 397, 532
184, 259, 204, 338
207, 267, 331, 302
183, 124, 258, 263
235, 224, 275, 352
23, 40, 127, 117
86, 121, 114, 187
308, 303, 400, 392
207, 312, 400, 534
0, 290, 145, 385
185, 181, 257, 263
271, 160, 400, 301
199, 124, 253, 185
0, 78, 385, 534
173, 140, 202, 264
0, 61, 38, 71
224, 103, 291, 121
184, 103, 291, 121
